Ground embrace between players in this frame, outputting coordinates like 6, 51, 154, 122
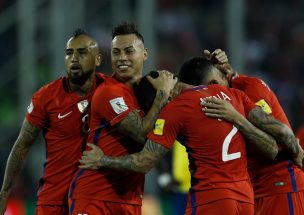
1, 23, 304, 215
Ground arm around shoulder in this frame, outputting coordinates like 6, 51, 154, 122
100, 139, 170, 173
248, 107, 303, 166
117, 79, 173, 144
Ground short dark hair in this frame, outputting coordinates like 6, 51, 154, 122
133, 71, 159, 113
72, 28, 88, 38
178, 57, 214, 85
112, 22, 144, 44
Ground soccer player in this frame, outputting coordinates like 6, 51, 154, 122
0, 29, 105, 215
134, 71, 190, 215
79, 57, 297, 214
203, 49, 304, 214
68, 23, 177, 215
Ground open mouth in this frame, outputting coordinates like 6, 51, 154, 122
70, 65, 82, 74
117, 65, 130, 70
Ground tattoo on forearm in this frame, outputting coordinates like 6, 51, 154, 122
117, 90, 168, 144
279, 132, 299, 155
101, 139, 169, 173
249, 107, 298, 155
2, 120, 39, 192
154, 90, 167, 109
234, 115, 277, 159
117, 111, 146, 143
140, 90, 167, 134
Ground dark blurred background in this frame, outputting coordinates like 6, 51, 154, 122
1, 0, 304, 214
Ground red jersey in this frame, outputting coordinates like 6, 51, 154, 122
232, 75, 304, 198
25, 73, 105, 205
296, 126, 304, 150
69, 76, 145, 205
147, 85, 255, 206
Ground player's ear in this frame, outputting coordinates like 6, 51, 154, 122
96, 54, 102, 66
143, 48, 148, 61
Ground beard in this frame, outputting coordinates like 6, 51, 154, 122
68, 69, 94, 86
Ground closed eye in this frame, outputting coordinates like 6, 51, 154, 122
209, 80, 219, 85
126, 50, 134, 54
65, 50, 72, 55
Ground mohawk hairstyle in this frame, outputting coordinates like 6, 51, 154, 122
72, 28, 88, 38
112, 22, 144, 44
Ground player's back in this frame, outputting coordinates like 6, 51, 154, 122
232, 75, 304, 197
173, 85, 251, 187
163, 84, 255, 205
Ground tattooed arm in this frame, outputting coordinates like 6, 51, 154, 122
117, 90, 168, 144
248, 107, 303, 166
117, 71, 176, 144
79, 139, 169, 173
0, 119, 40, 214
202, 98, 278, 159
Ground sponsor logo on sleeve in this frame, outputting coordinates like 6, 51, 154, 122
109, 97, 128, 114
153, 119, 165, 135
27, 101, 34, 114
255, 99, 272, 114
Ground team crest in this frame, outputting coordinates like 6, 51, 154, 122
77, 100, 89, 113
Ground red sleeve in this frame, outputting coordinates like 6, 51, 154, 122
231, 89, 256, 118
93, 85, 143, 126
246, 77, 272, 103
232, 75, 275, 114
147, 102, 183, 149
25, 88, 47, 128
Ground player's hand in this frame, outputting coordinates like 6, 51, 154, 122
157, 173, 181, 193
204, 49, 238, 79
201, 97, 242, 123
203, 49, 228, 64
292, 138, 304, 168
0, 191, 9, 215
170, 82, 192, 100
147, 70, 178, 100
216, 63, 238, 80
79, 143, 104, 170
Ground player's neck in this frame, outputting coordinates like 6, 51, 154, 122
125, 77, 139, 87
68, 75, 94, 96
114, 73, 141, 88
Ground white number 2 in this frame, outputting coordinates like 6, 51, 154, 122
222, 126, 241, 162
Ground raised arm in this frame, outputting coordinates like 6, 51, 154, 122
202, 98, 278, 160
203, 49, 239, 79
79, 139, 170, 174
116, 71, 177, 144
0, 119, 40, 214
